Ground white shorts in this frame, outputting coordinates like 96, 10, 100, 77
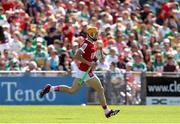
74, 68, 96, 82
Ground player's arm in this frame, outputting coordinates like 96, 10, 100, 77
100, 47, 105, 59
74, 49, 92, 66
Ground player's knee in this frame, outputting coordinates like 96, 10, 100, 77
97, 86, 104, 93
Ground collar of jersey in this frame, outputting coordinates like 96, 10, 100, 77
86, 38, 94, 44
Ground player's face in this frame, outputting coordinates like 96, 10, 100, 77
91, 32, 98, 41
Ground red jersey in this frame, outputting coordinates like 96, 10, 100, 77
79, 39, 96, 72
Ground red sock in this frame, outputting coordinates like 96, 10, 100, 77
50, 86, 61, 92
55, 86, 61, 91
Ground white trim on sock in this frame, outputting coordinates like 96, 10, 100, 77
104, 108, 110, 114
50, 86, 55, 92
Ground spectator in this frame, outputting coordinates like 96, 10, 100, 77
153, 53, 164, 72
157, 1, 178, 25
108, 61, 126, 104
177, 60, 180, 72
69, 41, 78, 58
78, 5, 90, 22
62, 20, 75, 43
59, 52, 71, 71
7, 51, 20, 71
163, 54, 178, 72
123, 47, 133, 62
105, 47, 118, 66
19, 39, 34, 64
127, 33, 136, 48
33, 43, 47, 69
137, 24, 150, 41
0, 58, 6, 70
162, 38, 177, 58
121, 11, 133, 31
132, 52, 147, 72
63, 60, 71, 72
117, 53, 126, 69
1, 49, 11, 70
9, 31, 23, 53
146, 61, 155, 72
109, 62, 124, 85
2, 0, 16, 11
0, 25, 10, 53
8, 58, 20, 71
96, 57, 109, 71
140, 4, 152, 23
175, 43, 180, 61
0, 26, 6, 44
142, 48, 152, 64
53, 39, 63, 56
126, 61, 141, 104
77, 21, 88, 38
47, 44, 55, 56
114, 32, 126, 53
158, 19, 171, 40
120, 1, 133, 12
26, 0, 39, 17
44, 23, 62, 46
26, 61, 38, 72
131, 44, 139, 53
152, 42, 161, 55
149, 35, 158, 48
46, 49, 59, 70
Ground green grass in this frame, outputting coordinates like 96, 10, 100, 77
0, 105, 180, 123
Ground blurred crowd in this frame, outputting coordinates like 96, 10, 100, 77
0, 0, 180, 73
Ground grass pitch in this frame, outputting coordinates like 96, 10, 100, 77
0, 105, 180, 123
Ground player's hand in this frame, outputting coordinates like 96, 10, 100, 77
99, 47, 105, 59
87, 61, 96, 68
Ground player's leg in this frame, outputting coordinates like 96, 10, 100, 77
86, 76, 108, 108
86, 76, 120, 118
39, 78, 81, 98
50, 78, 81, 93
